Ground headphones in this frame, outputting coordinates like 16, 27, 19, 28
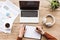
42, 14, 55, 27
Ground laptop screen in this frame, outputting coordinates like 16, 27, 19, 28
19, 1, 40, 10
21, 11, 38, 17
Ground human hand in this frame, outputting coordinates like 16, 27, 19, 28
18, 24, 26, 38
36, 25, 45, 35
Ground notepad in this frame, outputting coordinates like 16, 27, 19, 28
24, 25, 41, 39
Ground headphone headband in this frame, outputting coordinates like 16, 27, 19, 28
42, 14, 55, 27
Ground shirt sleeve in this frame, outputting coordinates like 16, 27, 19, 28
17, 37, 22, 40
43, 32, 57, 40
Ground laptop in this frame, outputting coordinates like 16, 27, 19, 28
19, 1, 40, 23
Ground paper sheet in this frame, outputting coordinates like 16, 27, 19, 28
0, 0, 20, 33
24, 25, 41, 39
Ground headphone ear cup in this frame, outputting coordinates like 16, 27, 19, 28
43, 18, 46, 24
46, 22, 52, 27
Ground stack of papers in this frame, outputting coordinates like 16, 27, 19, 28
0, 0, 20, 33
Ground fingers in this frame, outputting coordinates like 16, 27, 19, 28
36, 29, 41, 34
36, 25, 45, 35
19, 24, 26, 34
18, 24, 26, 38
36, 26, 43, 31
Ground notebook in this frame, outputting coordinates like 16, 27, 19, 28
24, 25, 42, 39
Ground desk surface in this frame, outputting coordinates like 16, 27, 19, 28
0, 0, 60, 40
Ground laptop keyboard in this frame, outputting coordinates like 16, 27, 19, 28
21, 10, 38, 17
